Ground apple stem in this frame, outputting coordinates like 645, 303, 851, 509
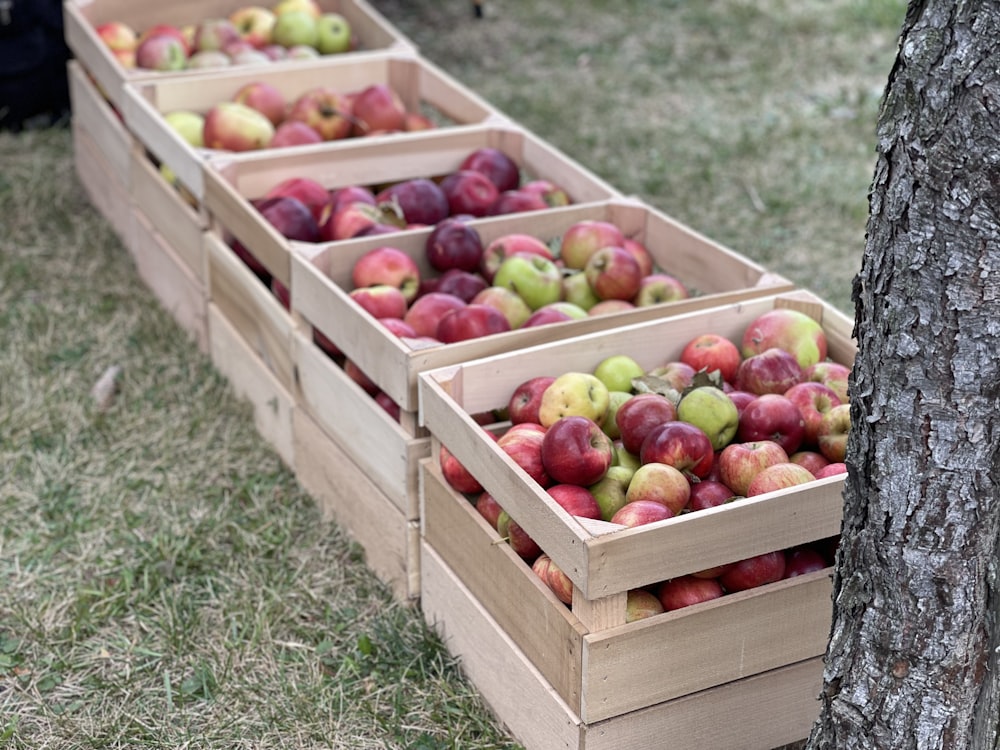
491, 537, 509, 546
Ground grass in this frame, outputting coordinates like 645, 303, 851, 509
2, 2, 905, 748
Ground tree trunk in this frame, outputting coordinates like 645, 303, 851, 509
806, 1, 1000, 748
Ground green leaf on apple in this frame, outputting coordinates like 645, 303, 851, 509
631, 375, 683, 405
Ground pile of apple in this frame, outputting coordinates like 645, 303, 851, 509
437, 306, 851, 621
96, 0, 357, 72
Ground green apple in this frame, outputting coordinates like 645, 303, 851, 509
676, 385, 740, 450
164, 110, 205, 147
588, 465, 634, 521
593, 354, 645, 393
612, 441, 641, 473
602, 390, 632, 440
272, 9, 318, 47
562, 269, 600, 310
538, 372, 610, 427
316, 12, 351, 54
493, 254, 563, 311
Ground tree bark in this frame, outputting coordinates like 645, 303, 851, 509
806, 1, 1000, 748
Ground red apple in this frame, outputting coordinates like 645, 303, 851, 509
639, 421, 715, 479
330, 185, 377, 215
717, 439, 790, 497
479, 233, 554, 283
719, 550, 787, 592
624, 462, 691, 515
658, 576, 725, 611
588, 299, 637, 316
817, 403, 851, 462
253, 195, 320, 242
632, 272, 689, 306
96, 21, 138, 53
459, 147, 521, 192
540, 415, 614, 486
520, 178, 571, 207
506, 518, 542, 561
610, 499, 675, 528
736, 347, 804, 395
352, 246, 421, 302
615, 393, 677, 456
193, 17, 242, 52
403, 292, 467, 338
785, 379, 843, 446
374, 391, 400, 422
440, 442, 484, 494
558, 220, 626, 271
745, 462, 816, 497
264, 176, 332, 225
404, 112, 435, 131
203, 102, 274, 151
487, 189, 549, 216
737, 393, 806, 455
376, 178, 450, 226
135, 33, 188, 71
351, 83, 406, 135
434, 268, 489, 303
805, 361, 851, 404
270, 120, 323, 148
470, 286, 533, 329
233, 81, 286, 129
344, 358, 378, 395
379, 317, 418, 338
286, 87, 353, 141
814, 462, 847, 478
324, 201, 394, 242
784, 546, 829, 578
686, 479, 737, 511
543, 556, 575, 605
646, 360, 697, 392
789, 450, 830, 476
476, 491, 504, 531
621, 237, 654, 277
425, 218, 484, 272
439, 169, 501, 217
508, 376, 557, 425
547, 484, 602, 520
496, 424, 550, 488
680, 333, 742, 384
741, 308, 828, 370
436, 303, 511, 343
349, 284, 408, 320
726, 389, 757, 420
584, 245, 643, 301
521, 306, 575, 328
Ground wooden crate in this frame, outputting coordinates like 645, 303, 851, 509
67, 60, 133, 186
122, 51, 506, 200
206, 123, 623, 289
63, 0, 414, 112
208, 304, 296, 468
129, 208, 209, 353
293, 407, 420, 601
73, 122, 133, 245
421, 459, 833, 726
292, 198, 793, 416
417, 290, 856, 604
421, 542, 825, 750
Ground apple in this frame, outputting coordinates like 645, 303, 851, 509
253, 195, 320, 242
737, 394, 806, 455
621, 237, 655, 277
784, 381, 842, 445
316, 12, 352, 54
646, 360, 696, 392
632, 272, 690, 306
202, 101, 274, 151
436, 304, 511, 343
815, 462, 847, 478
425, 218, 484, 273
230, 48, 272, 65
349, 285, 408, 320
272, 9, 318, 47
610, 499, 675, 528
286, 87, 352, 140
592, 354, 644, 394
497, 423, 551, 488
719, 551, 787, 592
717, 440, 789, 497
96, 21, 138, 52
639, 421, 715, 479
286, 43, 321, 59
538, 372, 610, 427
185, 50, 232, 68
434, 269, 489, 303
588, 299, 636, 316
479, 233, 554, 283
273, 0, 322, 18
487, 189, 549, 216
543, 556, 575, 605
624, 462, 690, 515
520, 178, 571, 207
260, 43, 289, 60
232, 81, 286, 127
352, 246, 421, 302
726, 389, 757, 420
789, 450, 830, 476
138, 24, 190, 53
344, 358, 379, 395
460, 147, 521, 192
521, 305, 576, 328
193, 18, 242, 52
626, 590, 665, 622
270, 120, 322, 148
680, 333, 742, 384
506, 518, 542, 562
686, 479, 737, 512
601, 392, 632, 442
558, 220, 625, 271
613, 441, 641, 473
440, 443, 484, 494
271, 277, 291, 310
403, 111, 435, 131
784, 546, 829, 578
330, 185, 376, 214
379, 317, 418, 338
658, 576, 725, 611
741, 308, 828, 370
736, 347, 804, 395
588, 465, 634, 522
264, 176, 331, 224
438, 169, 500, 217
164, 110, 205, 147
135, 34, 187, 71
470, 286, 533, 329
504, 377, 556, 427
376, 179, 450, 226
584, 245, 643, 301
561, 270, 601, 311
402, 292, 466, 338
351, 83, 406, 135
230, 6, 276, 47
493, 254, 563, 311
476, 491, 504, 532
615, 393, 677, 456
745, 462, 816, 497
547, 484, 602, 520
817, 403, 851, 462
676, 386, 740, 451
324, 201, 396, 241
540, 416, 613, 486
805, 361, 851, 404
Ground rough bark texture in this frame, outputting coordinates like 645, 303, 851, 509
806, 1, 1000, 748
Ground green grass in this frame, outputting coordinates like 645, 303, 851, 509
1, 2, 905, 748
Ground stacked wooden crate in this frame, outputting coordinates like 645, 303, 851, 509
64, 2, 853, 746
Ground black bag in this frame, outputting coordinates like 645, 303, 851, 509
0, 0, 72, 131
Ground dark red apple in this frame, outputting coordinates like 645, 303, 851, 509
425, 218, 485, 272
351, 82, 406, 135
639, 421, 715, 479
460, 147, 521, 192
736, 394, 806, 455
508, 376, 557, 425
784, 546, 829, 578
440, 442, 484, 494
264, 177, 333, 225
719, 550, 787, 592
253, 195, 321, 243
402, 292, 467, 337
435, 303, 511, 343
784, 381, 842, 446
376, 178, 450, 226
547, 483, 602, 520
736, 347, 804, 395
658, 576, 725, 611
614, 393, 678, 456
540, 415, 614, 486
374, 391, 400, 422
476, 491, 504, 531
686, 479, 737, 512
439, 169, 501, 217
487, 189, 549, 216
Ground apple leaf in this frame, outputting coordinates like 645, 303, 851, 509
681, 369, 726, 397
631, 376, 682, 405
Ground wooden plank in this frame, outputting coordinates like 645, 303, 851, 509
67, 61, 132, 185
207, 304, 295, 467
292, 409, 412, 601
293, 329, 427, 517
129, 209, 209, 353
72, 123, 132, 245
205, 233, 295, 392
421, 459, 587, 716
